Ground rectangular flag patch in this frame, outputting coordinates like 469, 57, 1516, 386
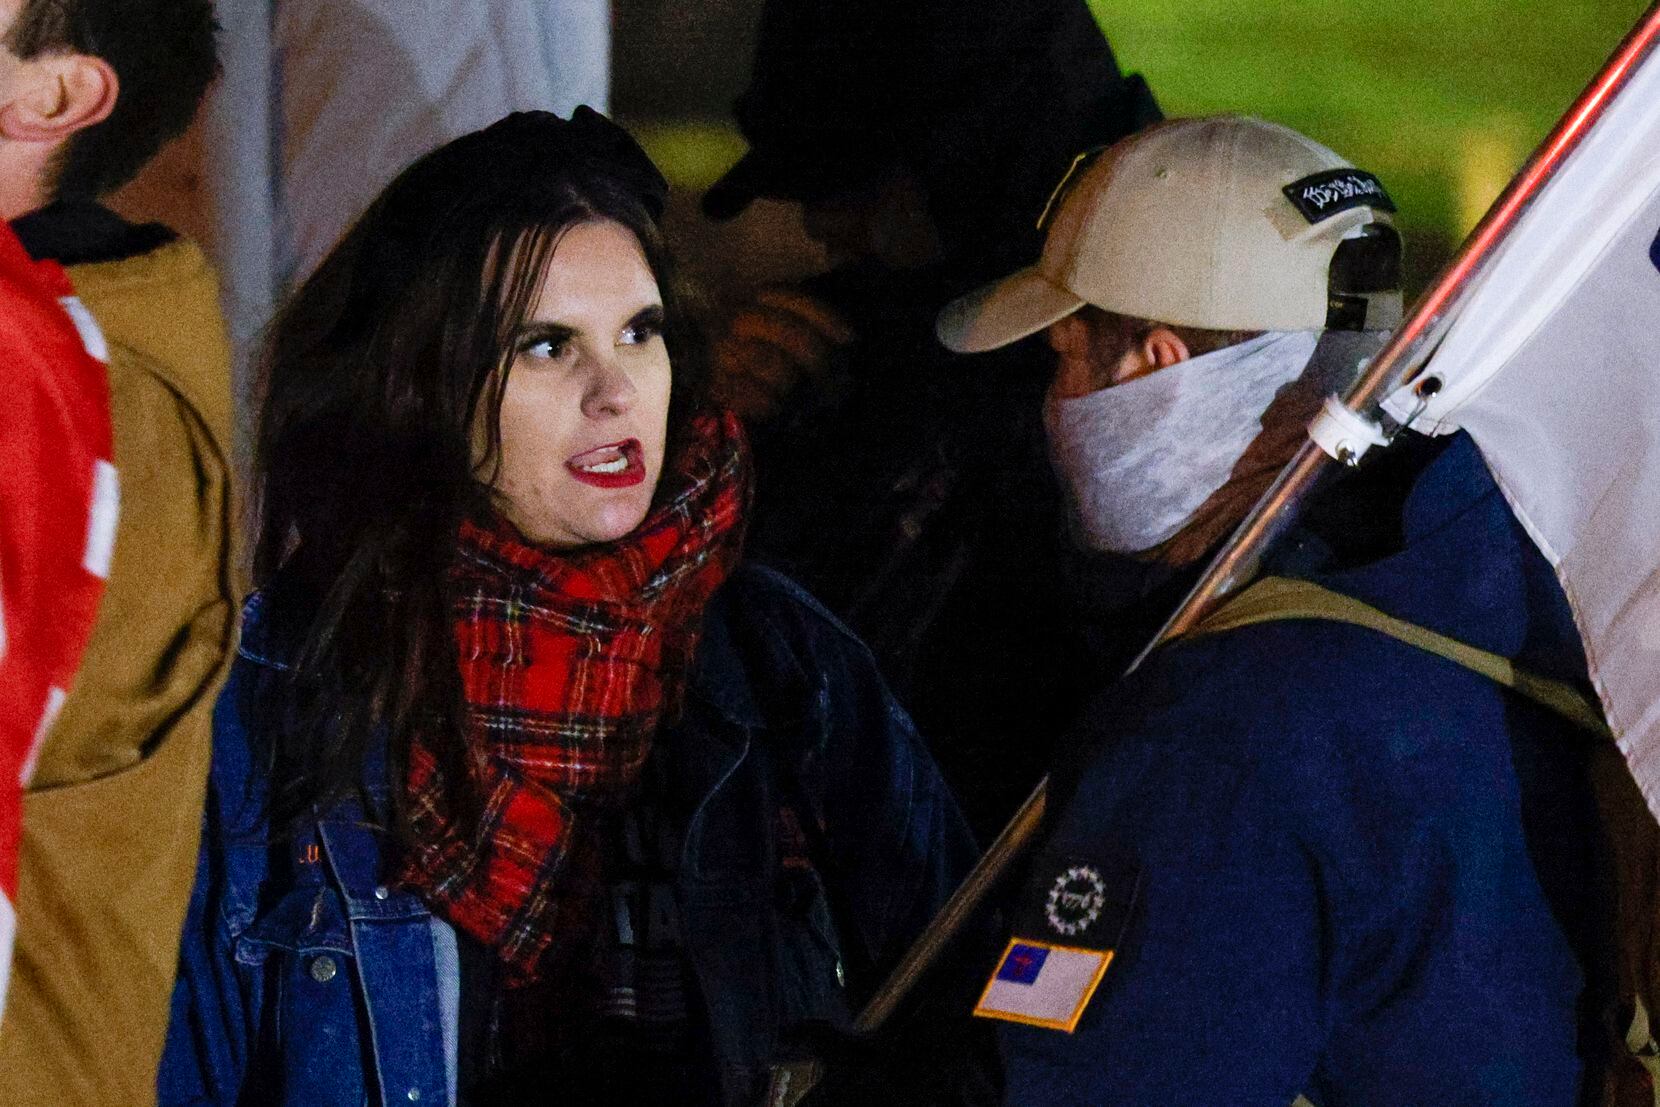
973, 938, 1113, 1033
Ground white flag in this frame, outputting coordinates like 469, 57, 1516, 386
1382, 13, 1660, 814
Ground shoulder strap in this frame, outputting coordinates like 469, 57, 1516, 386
1187, 575, 1610, 737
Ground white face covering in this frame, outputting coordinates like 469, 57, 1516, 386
1044, 330, 1322, 554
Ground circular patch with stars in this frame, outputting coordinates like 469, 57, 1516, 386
1045, 865, 1107, 937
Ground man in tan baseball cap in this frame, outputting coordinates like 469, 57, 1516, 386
952, 116, 1599, 1107
938, 115, 1401, 567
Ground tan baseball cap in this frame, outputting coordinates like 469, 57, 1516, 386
936, 115, 1396, 352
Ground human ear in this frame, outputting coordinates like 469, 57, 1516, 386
0, 55, 118, 145
1141, 327, 1191, 371
1109, 326, 1190, 386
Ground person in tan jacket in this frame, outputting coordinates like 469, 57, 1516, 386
0, 2, 233, 1102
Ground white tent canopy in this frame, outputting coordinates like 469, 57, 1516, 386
206, 0, 612, 454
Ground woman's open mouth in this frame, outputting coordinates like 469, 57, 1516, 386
565, 438, 646, 488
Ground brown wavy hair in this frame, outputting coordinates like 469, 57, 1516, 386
252, 111, 707, 833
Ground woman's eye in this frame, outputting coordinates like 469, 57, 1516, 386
522, 337, 571, 361
621, 318, 662, 346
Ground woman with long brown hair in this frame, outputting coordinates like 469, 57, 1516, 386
159, 108, 975, 1106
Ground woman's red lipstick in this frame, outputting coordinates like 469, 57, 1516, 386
565, 438, 645, 488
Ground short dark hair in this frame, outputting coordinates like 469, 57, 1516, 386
4, 0, 219, 200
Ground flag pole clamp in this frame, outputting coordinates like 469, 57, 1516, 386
1308, 395, 1390, 466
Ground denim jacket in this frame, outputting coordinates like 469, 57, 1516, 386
159, 565, 976, 1106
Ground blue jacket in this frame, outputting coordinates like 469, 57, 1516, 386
1002, 435, 1596, 1105
159, 565, 976, 1106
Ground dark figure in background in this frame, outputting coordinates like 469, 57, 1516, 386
703, 0, 1160, 840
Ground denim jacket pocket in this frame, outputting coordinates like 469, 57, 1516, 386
234, 886, 353, 967
773, 871, 853, 1030
681, 873, 851, 1080
232, 885, 372, 1105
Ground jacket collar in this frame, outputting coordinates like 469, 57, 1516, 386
684, 577, 770, 732
1308, 432, 1547, 664
236, 591, 291, 671
686, 567, 835, 742
12, 200, 175, 266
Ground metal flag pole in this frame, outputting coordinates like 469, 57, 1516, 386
767, 5, 1660, 1102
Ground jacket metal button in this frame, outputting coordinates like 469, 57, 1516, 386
374, 885, 390, 901
309, 955, 338, 983
406, 1089, 421, 1101
835, 959, 846, 988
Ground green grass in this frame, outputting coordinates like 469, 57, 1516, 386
632, 122, 750, 193
1090, 0, 1651, 244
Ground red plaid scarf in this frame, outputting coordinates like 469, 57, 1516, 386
399, 411, 749, 979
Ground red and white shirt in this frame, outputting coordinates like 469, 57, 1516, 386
0, 219, 116, 1019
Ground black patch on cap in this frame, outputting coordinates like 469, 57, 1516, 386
1283, 169, 1396, 224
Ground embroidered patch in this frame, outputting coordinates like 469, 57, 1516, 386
975, 849, 1140, 1032
1015, 851, 1139, 950
1045, 865, 1106, 937
1283, 168, 1396, 224
974, 939, 1113, 1032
